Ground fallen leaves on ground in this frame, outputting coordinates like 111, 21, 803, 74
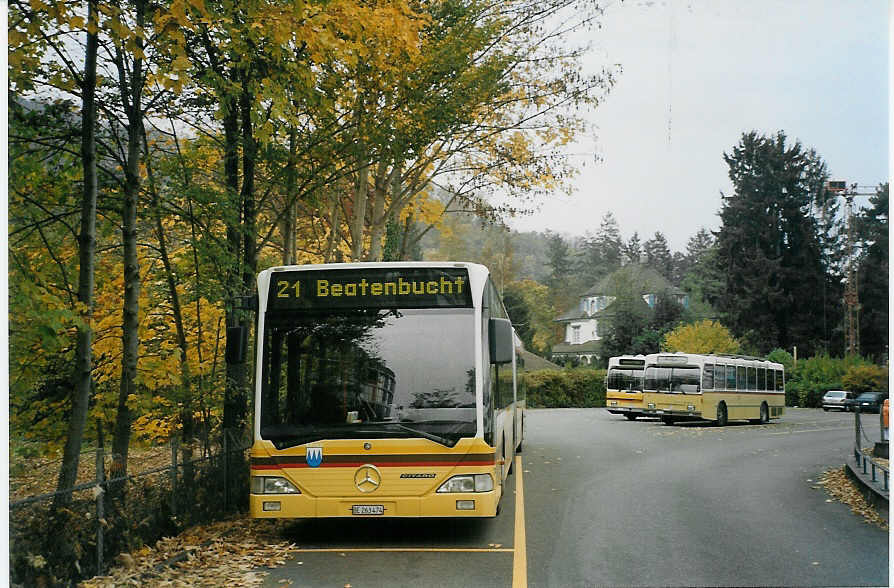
79, 517, 299, 587
11, 446, 174, 502
818, 467, 888, 530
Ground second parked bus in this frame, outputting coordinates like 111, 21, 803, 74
641, 353, 785, 426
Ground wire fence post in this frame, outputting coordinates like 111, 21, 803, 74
223, 431, 230, 512
95, 447, 105, 575
854, 405, 862, 464
170, 438, 179, 517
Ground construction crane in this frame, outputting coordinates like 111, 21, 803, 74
826, 181, 876, 355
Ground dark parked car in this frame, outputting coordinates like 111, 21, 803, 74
845, 392, 888, 413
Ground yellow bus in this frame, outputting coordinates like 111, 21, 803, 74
605, 355, 648, 420
640, 353, 785, 426
243, 262, 524, 518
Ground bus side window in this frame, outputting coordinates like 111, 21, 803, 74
703, 364, 714, 390
727, 364, 737, 390
758, 367, 767, 391
714, 364, 725, 391
737, 366, 746, 391
747, 366, 756, 391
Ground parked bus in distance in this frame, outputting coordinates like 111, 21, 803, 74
605, 355, 648, 420
641, 353, 785, 426
238, 262, 524, 519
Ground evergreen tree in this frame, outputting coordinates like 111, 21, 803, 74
622, 232, 642, 265
544, 231, 577, 312
857, 183, 889, 361
643, 231, 673, 282
708, 131, 839, 355
577, 212, 623, 283
544, 231, 573, 289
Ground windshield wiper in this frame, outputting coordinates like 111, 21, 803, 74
365, 421, 452, 446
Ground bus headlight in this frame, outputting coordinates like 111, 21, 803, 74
437, 474, 493, 493
251, 476, 301, 494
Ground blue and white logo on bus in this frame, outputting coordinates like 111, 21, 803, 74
306, 447, 323, 468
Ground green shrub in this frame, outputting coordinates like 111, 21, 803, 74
523, 368, 606, 408
785, 355, 882, 407
842, 364, 889, 393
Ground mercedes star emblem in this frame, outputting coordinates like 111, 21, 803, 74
354, 464, 382, 493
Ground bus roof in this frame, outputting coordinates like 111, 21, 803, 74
649, 352, 783, 370
264, 261, 489, 274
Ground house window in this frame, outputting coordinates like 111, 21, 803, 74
571, 325, 581, 343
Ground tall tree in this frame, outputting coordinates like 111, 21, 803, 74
622, 232, 642, 265
643, 231, 673, 282
578, 212, 622, 283
708, 131, 839, 355
544, 231, 573, 290
857, 183, 889, 361
10, 0, 105, 509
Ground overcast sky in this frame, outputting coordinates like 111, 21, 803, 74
507, 0, 889, 252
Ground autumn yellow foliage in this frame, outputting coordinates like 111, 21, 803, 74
662, 320, 741, 355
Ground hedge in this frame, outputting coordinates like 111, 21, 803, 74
522, 368, 606, 408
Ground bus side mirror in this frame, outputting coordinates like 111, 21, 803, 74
226, 325, 248, 364
489, 318, 514, 364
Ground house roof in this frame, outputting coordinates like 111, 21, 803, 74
583, 264, 684, 297
518, 348, 561, 370
555, 264, 685, 323
551, 341, 602, 354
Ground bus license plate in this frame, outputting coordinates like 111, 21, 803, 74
352, 505, 384, 516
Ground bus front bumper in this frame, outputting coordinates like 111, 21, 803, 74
250, 490, 500, 519
605, 401, 643, 415
641, 407, 703, 420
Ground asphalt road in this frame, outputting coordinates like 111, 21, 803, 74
262, 407, 889, 587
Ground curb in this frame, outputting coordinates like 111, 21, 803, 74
845, 456, 889, 520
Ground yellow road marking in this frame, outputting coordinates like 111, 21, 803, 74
291, 548, 514, 553
513, 454, 527, 588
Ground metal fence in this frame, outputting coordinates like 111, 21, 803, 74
9, 431, 251, 586
853, 408, 889, 493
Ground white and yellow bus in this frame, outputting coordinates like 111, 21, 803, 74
243, 262, 524, 518
641, 353, 785, 426
605, 355, 648, 420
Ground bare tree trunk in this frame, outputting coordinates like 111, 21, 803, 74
111, 0, 146, 488
367, 162, 400, 261
324, 198, 341, 263
282, 126, 298, 265
54, 0, 99, 509
144, 131, 192, 437
350, 156, 369, 260
222, 92, 245, 434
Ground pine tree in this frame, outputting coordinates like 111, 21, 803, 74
622, 232, 642, 265
857, 184, 889, 361
709, 131, 839, 355
643, 231, 673, 282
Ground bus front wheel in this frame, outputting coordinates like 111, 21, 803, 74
716, 402, 728, 427
759, 402, 769, 424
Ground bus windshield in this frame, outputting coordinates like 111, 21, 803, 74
259, 307, 476, 448
644, 366, 702, 394
607, 368, 643, 392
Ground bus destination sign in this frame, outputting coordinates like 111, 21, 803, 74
267, 267, 473, 310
